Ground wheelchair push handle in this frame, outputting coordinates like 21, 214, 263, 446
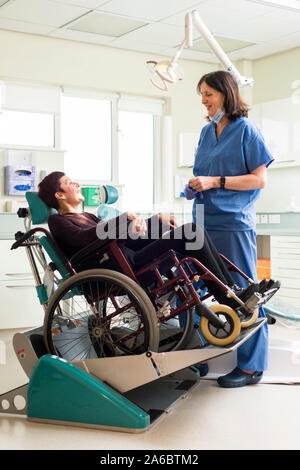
17, 207, 29, 218
11, 229, 36, 250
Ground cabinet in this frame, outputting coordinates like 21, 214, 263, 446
0, 240, 44, 329
270, 235, 300, 307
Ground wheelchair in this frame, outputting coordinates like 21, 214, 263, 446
11, 192, 276, 363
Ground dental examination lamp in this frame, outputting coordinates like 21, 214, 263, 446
146, 10, 254, 91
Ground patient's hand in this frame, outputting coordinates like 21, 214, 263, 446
158, 213, 178, 229
126, 212, 147, 237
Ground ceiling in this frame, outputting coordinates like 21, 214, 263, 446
0, 0, 300, 63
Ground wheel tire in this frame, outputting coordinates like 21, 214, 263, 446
199, 304, 241, 347
157, 306, 195, 352
154, 284, 195, 352
240, 308, 259, 329
43, 269, 159, 361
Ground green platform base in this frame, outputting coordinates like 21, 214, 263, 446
27, 355, 150, 432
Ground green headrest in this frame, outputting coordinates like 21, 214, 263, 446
26, 191, 57, 224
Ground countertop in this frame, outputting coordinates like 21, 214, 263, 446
256, 211, 300, 236
0, 211, 300, 239
0, 212, 29, 239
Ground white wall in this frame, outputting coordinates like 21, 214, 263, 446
253, 47, 300, 213
0, 29, 215, 212
0, 28, 299, 214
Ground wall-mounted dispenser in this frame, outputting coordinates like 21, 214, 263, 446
81, 187, 99, 206
4, 150, 36, 195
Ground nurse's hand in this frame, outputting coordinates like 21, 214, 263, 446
189, 176, 218, 192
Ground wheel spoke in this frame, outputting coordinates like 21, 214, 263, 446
45, 273, 158, 360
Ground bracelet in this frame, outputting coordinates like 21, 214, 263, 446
220, 176, 226, 189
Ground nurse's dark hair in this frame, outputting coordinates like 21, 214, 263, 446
197, 70, 249, 121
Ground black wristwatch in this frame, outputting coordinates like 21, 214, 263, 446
220, 176, 226, 189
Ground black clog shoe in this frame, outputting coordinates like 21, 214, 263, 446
217, 367, 263, 388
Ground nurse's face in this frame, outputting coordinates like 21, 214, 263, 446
200, 82, 224, 118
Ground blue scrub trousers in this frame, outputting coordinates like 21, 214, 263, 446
207, 229, 268, 372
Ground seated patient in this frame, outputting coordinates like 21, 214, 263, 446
38, 171, 266, 310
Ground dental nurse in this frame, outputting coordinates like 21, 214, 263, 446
188, 70, 274, 387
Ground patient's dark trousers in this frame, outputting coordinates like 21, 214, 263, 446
124, 221, 236, 306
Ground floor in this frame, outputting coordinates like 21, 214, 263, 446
0, 322, 300, 451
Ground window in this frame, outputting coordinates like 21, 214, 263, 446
0, 81, 60, 148
0, 109, 55, 147
61, 94, 112, 182
118, 111, 155, 212
61, 91, 163, 211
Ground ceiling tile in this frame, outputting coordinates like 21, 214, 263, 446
179, 48, 219, 63
248, 0, 300, 11
109, 37, 168, 54
49, 0, 110, 8
67, 12, 146, 37
96, 0, 203, 22
50, 27, 114, 44
160, 0, 276, 43
191, 36, 254, 53
163, 0, 274, 26
0, 17, 54, 34
0, 0, 88, 27
0, 0, 298, 61
160, 45, 218, 63
262, 8, 300, 27
119, 22, 184, 47
229, 30, 300, 60
232, 11, 300, 42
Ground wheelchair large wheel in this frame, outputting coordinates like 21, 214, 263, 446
199, 304, 241, 347
156, 293, 195, 352
43, 269, 159, 361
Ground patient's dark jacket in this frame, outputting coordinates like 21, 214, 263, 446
48, 212, 105, 259
47, 211, 158, 271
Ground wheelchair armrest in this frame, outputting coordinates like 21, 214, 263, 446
69, 237, 119, 267
70, 215, 131, 268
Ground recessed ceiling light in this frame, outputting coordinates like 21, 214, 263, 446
67, 12, 147, 37
191, 36, 254, 53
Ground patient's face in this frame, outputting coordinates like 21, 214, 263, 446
56, 175, 84, 206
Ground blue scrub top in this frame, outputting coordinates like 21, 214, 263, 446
192, 117, 274, 231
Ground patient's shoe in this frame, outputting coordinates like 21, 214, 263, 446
217, 367, 263, 388
257, 278, 269, 293
231, 283, 259, 302
265, 279, 281, 292
192, 362, 209, 377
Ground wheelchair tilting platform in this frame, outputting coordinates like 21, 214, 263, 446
0, 320, 265, 433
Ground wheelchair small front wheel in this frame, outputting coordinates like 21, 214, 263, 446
199, 304, 241, 347
240, 308, 259, 329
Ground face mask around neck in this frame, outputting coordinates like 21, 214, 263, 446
209, 108, 225, 124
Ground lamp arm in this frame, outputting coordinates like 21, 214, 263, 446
191, 10, 253, 88
172, 39, 187, 64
